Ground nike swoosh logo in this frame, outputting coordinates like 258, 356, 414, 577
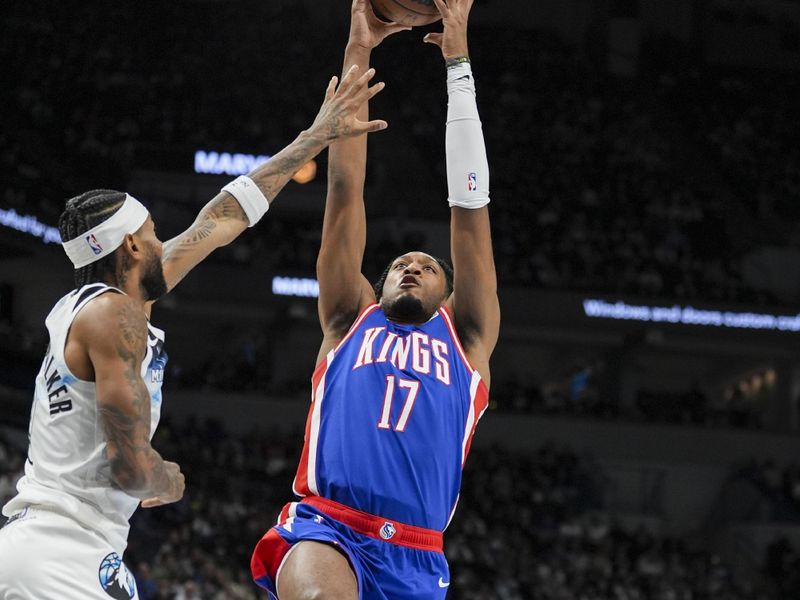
438, 577, 450, 588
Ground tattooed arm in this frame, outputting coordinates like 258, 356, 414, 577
160, 65, 388, 293
74, 293, 184, 504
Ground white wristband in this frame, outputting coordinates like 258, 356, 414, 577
221, 176, 269, 227
447, 62, 474, 86
446, 63, 490, 210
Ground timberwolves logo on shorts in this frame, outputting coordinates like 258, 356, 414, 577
379, 521, 396, 540
97, 552, 136, 599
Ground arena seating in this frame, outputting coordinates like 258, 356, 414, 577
2, 4, 798, 307
2, 423, 793, 598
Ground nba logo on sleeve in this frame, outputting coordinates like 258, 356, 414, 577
467, 172, 477, 192
86, 234, 103, 255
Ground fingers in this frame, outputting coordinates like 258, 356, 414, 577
423, 32, 443, 48
325, 76, 338, 103
339, 63, 361, 89
385, 22, 413, 36
350, 79, 386, 120
339, 65, 377, 97
365, 81, 385, 102
431, 0, 449, 15
339, 64, 376, 96
356, 119, 389, 134
432, 0, 474, 17
355, 67, 377, 92
141, 497, 163, 509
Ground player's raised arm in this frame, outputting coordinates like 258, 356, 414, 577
72, 293, 184, 505
317, 0, 409, 357
426, 0, 499, 382
160, 65, 388, 294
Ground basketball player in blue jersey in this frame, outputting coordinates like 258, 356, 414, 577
0, 67, 387, 600
251, 0, 499, 598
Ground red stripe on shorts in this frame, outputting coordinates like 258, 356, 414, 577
251, 529, 293, 583
301, 495, 443, 553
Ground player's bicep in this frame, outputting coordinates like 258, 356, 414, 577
316, 196, 374, 335
317, 273, 375, 340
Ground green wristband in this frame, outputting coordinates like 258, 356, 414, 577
446, 55, 471, 69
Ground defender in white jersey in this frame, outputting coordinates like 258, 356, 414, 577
0, 66, 388, 600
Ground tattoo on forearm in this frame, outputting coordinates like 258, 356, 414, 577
160, 196, 248, 287
100, 302, 174, 498
253, 134, 325, 200
167, 196, 247, 254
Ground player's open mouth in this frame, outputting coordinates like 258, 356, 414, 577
400, 275, 419, 288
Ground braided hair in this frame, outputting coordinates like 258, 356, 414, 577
373, 255, 454, 300
58, 190, 127, 288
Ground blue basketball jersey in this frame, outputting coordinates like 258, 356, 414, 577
293, 304, 488, 531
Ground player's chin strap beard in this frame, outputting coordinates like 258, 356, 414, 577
385, 294, 428, 323
140, 251, 168, 301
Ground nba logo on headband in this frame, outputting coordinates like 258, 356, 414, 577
86, 234, 103, 255
62, 194, 149, 269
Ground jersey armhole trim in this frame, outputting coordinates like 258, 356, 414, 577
438, 306, 476, 374
311, 303, 380, 376
60, 286, 125, 384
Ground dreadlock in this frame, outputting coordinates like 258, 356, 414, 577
58, 190, 127, 288
373, 255, 454, 300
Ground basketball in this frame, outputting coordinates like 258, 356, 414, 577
370, 0, 441, 27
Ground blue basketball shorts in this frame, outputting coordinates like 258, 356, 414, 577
251, 496, 451, 600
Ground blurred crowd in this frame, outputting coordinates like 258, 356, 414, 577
458, 357, 771, 430
0, 321, 776, 432
765, 535, 800, 600
2, 4, 800, 306
727, 460, 800, 524
451, 443, 765, 599
4, 424, 799, 598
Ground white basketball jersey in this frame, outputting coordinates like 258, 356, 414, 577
2, 283, 167, 552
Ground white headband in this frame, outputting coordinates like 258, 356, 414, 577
62, 194, 150, 269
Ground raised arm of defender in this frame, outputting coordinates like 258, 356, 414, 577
160, 63, 388, 293
428, 0, 500, 385
317, 0, 409, 360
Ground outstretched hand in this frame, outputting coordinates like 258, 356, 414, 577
423, 0, 474, 59
349, 0, 411, 50
308, 65, 387, 141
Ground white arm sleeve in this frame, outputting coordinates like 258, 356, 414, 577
446, 62, 490, 209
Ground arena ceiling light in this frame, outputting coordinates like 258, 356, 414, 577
194, 150, 316, 184
583, 298, 800, 333
0, 207, 61, 245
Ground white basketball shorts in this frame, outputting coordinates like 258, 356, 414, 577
0, 506, 139, 600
